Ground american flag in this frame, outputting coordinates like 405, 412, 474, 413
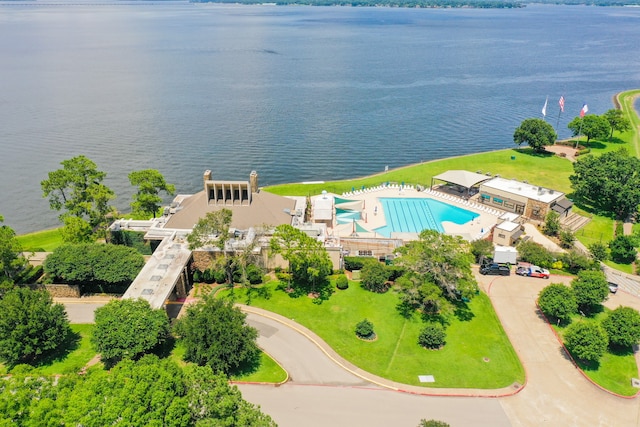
580, 103, 589, 118
558, 96, 565, 113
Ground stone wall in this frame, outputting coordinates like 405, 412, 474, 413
26, 284, 81, 298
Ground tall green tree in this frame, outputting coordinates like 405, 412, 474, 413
270, 224, 333, 292
128, 169, 176, 218
538, 283, 577, 324
567, 114, 609, 144
396, 230, 478, 300
0, 287, 71, 366
0, 215, 27, 285
564, 321, 608, 363
569, 149, 640, 219
602, 306, 640, 348
609, 234, 637, 264
360, 261, 389, 293
602, 108, 632, 139
570, 270, 609, 313
174, 296, 260, 376
41, 155, 115, 241
92, 298, 171, 367
513, 118, 557, 152
187, 209, 234, 283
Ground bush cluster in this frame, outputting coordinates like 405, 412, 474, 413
335, 274, 349, 290
355, 319, 375, 339
418, 323, 446, 349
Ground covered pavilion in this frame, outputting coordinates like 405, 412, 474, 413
430, 170, 493, 197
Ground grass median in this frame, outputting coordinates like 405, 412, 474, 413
219, 280, 525, 389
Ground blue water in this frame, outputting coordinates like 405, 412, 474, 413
1, 3, 639, 233
375, 197, 479, 237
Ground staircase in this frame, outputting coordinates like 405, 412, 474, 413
560, 212, 591, 232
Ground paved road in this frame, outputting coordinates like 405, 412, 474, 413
58, 299, 111, 323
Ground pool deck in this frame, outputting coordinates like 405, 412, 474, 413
326, 185, 502, 241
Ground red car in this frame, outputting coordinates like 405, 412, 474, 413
516, 265, 550, 279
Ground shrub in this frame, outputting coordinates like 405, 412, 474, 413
355, 319, 374, 339
202, 268, 215, 284
609, 235, 637, 264
386, 265, 406, 282
418, 323, 446, 349
343, 256, 375, 271
246, 264, 264, 285
538, 283, 577, 324
517, 240, 554, 268
564, 321, 608, 363
335, 274, 349, 290
418, 421, 450, 427
214, 269, 227, 284
470, 239, 494, 263
588, 242, 610, 262
615, 221, 624, 237
602, 306, 640, 348
193, 269, 203, 283
559, 229, 575, 249
558, 250, 595, 274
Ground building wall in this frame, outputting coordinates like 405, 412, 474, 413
525, 199, 549, 221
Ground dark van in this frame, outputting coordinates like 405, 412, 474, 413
480, 264, 511, 276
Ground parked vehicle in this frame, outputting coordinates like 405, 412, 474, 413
516, 265, 550, 279
608, 282, 619, 294
480, 263, 511, 276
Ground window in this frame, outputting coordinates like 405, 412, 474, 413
515, 204, 525, 214
498, 233, 506, 239
358, 250, 373, 257
504, 201, 514, 209
492, 197, 503, 206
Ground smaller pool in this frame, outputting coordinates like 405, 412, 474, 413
374, 197, 479, 237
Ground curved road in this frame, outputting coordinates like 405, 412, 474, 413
236, 272, 640, 427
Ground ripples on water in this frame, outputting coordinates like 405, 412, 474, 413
1, 3, 639, 233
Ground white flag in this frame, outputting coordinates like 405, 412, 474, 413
542, 96, 548, 117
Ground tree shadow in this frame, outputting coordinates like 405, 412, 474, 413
396, 300, 416, 319
585, 140, 606, 150
608, 136, 627, 144
231, 352, 262, 377
31, 327, 81, 369
579, 304, 604, 318
514, 147, 555, 158
153, 335, 176, 360
609, 344, 635, 357
245, 285, 272, 305
452, 300, 475, 322
575, 357, 601, 372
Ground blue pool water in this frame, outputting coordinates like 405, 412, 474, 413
374, 198, 479, 237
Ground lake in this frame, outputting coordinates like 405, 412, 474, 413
1, 2, 639, 233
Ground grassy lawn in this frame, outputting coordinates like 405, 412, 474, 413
170, 339, 287, 383
17, 227, 63, 252
219, 280, 524, 389
266, 148, 573, 198
552, 312, 638, 396
603, 260, 634, 275
9, 324, 98, 375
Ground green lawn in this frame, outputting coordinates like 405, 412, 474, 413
552, 312, 638, 396
265, 148, 574, 198
219, 280, 524, 389
170, 339, 287, 383
14, 324, 98, 375
17, 227, 63, 252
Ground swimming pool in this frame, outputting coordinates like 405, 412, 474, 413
374, 197, 479, 237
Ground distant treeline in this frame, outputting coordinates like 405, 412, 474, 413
190, 0, 525, 8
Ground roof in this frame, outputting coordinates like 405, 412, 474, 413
554, 197, 574, 210
496, 221, 520, 232
313, 195, 333, 221
433, 170, 493, 189
163, 190, 296, 230
481, 177, 564, 204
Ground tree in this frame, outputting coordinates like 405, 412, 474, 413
40, 155, 115, 239
603, 108, 631, 140
588, 241, 609, 262
270, 224, 333, 293
92, 298, 171, 367
570, 270, 609, 313
174, 296, 260, 376
538, 283, 577, 323
0, 287, 71, 366
470, 238, 494, 263
0, 215, 27, 284
567, 114, 610, 144
564, 321, 608, 363
558, 250, 595, 274
43, 243, 145, 293
360, 261, 389, 292
128, 169, 176, 218
542, 210, 560, 236
59, 215, 94, 244
569, 149, 640, 219
609, 235, 637, 264
602, 306, 640, 348
513, 118, 557, 152
187, 209, 234, 283
396, 230, 478, 300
